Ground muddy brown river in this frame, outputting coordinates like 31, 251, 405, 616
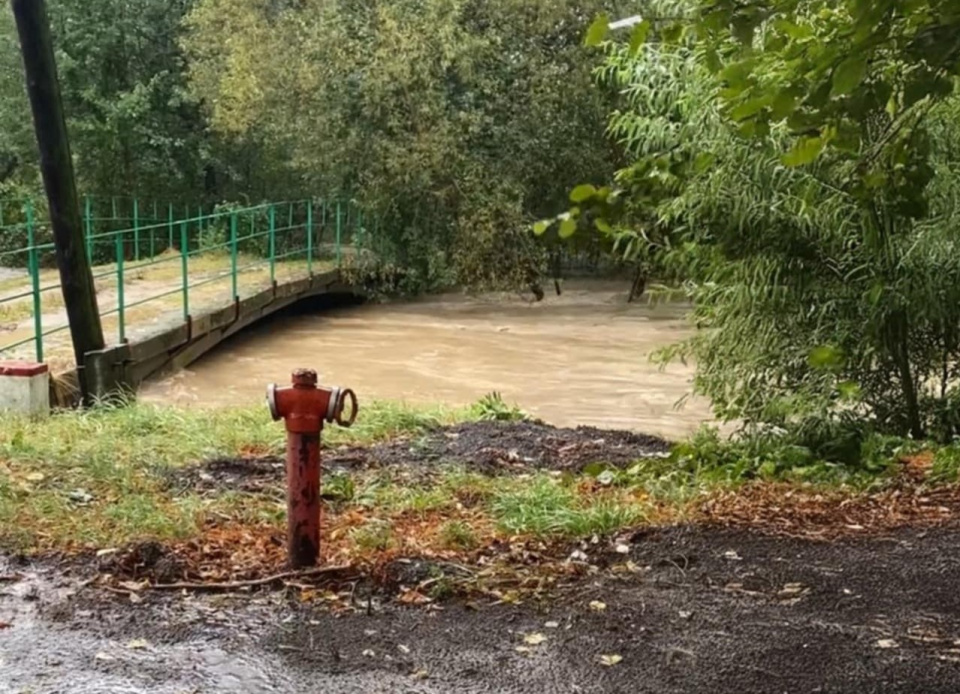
139, 281, 713, 439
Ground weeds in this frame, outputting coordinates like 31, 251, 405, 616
489, 476, 647, 538
350, 518, 394, 551
931, 445, 960, 483
439, 520, 479, 550
0, 396, 952, 565
471, 392, 528, 422
0, 399, 473, 550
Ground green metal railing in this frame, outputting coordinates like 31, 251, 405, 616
0, 197, 366, 364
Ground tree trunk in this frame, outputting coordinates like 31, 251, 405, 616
888, 311, 924, 440
12, 0, 105, 397
628, 266, 646, 303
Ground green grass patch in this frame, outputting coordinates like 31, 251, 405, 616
490, 476, 647, 538
0, 399, 472, 551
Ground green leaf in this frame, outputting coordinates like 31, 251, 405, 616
837, 381, 861, 401
660, 23, 684, 44
582, 462, 613, 478
808, 345, 844, 371
782, 136, 824, 167
771, 90, 798, 120
594, 218, 613, 234
831, 57, 867, 97
558, 218, 577, 239
730, 96, 770, 122
628, 20, 651, 56
718, 59, 756, 90
533, 220, 552, 236
570, 184, 598, 203
584, 14, 609, 47
694, 152, 716, 173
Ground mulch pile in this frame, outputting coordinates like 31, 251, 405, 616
167, 420, 672, 495
324, 420, 668, 474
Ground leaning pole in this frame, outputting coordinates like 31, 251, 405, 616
11, 0, 106, 401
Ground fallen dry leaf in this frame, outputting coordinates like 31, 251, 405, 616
876, 639, 899, 649
523, 633, 547, 646
600, 654, 623, 666
126, 638, 151, 650
119, 580, 148, 593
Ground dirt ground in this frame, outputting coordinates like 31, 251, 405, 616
167, 420, 672, 497
2, 525, 960, 693
3, 421, 960, 693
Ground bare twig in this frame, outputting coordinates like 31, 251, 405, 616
147, 565, 356, 592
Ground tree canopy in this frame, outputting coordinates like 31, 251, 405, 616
550, 0, 960, 445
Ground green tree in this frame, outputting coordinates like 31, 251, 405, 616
183, 0, 626, 292
0, 0, 215, 203
562, 1, 960, 443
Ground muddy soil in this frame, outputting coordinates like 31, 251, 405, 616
328, 420, 671, 473
3, 525, 960, 693
169, 421, 671, 495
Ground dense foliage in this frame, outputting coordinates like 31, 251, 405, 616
550, 1, 960, 445
181, 0, 630, 291
1, 0, 632, 291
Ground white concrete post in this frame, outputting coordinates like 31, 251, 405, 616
0, 361, 50, 417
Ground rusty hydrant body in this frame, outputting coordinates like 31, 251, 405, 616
267, 369, 357, 569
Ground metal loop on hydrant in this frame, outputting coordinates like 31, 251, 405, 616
266, 383, 280, 421
336, 388, 358, 428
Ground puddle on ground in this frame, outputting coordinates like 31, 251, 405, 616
140, 280, 713, 439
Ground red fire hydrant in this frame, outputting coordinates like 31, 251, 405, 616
267, 369, 358, 569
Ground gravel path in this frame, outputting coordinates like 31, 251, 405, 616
3, 525, 960, 693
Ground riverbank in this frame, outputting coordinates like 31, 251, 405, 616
3, 401, 960, 692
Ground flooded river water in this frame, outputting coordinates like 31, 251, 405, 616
140, 280, 713, 439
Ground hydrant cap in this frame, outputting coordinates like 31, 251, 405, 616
292, 368, 318, 387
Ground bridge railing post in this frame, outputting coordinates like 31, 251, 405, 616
306, 199, 313, 276
150, 199, 157, 259
230, 211, 238, 300
269, 204, 276, 285
335, 200, 342, 268
26, 201, 43, 362
167, 202, 174, 251
181, 219, 189, 320
115, 227, 125, 343
133, 198, 140, 262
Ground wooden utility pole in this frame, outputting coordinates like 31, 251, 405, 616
11, 0, 105, 393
